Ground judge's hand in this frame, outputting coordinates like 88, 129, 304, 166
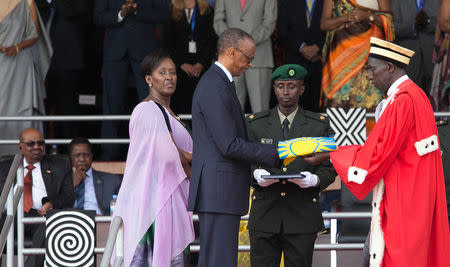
415, 9, 429, 31
38, 202, 53, 217
72, 166, 86, 188
301, 152, 330, 166
253, 169, 277, 187
288, 171, 318, 188
178, 149, 192, 179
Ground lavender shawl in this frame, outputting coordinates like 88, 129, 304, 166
111, 101, 194, 266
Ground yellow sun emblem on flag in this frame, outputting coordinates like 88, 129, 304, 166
278, 137, 337, 159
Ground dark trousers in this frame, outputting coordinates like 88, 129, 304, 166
197, 212, 241, 267
1, 209, 46, 267
171, 67, 199, 115
100, 57, 148, 160
249, 230, 317, 267
46, 68, 86, 140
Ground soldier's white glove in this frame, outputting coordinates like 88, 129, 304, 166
253, 169, 277, 187
288, 171, 319, 188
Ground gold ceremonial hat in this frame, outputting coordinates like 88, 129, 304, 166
369, 37, 415, 65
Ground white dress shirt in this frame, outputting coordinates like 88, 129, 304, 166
23, 159, 47, 210
215, 61, 233, 82
83, 168, 102, 215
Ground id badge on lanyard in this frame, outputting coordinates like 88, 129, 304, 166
189, 7, 197, 54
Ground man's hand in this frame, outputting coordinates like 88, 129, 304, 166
301, 152, 330, 166
288, 171, 318, 188
72, 166, 86, 188
192, 63, 204, 77
253, 169, 278, 187
415, 9, 430, 31
38, 202, 53, 216
181, 63, 195, 77
300, 44, 320, 62
120, 0, 137, 17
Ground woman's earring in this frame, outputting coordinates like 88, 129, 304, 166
149, 83, 153, 87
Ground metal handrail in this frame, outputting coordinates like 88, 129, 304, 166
0, 154, 23, 215
0, 154, 23, 260
0, 186, 23, 255
100, 216, 124, 267
0, 112, 449, 121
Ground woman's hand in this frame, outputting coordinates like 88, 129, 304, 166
347, 8, 370, 23
0, 45, 19, 57
178, 149, 192, 179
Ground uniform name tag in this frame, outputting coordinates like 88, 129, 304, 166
260, 138, 273, 144
189, 41, 197, 53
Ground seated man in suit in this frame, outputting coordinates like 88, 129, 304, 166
247, 64, 335, 267
0, 128, 75, 267
70, 137, 122, 216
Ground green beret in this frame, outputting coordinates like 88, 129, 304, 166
270, 64, 307, 81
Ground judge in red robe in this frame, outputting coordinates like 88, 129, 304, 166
310, 38, 450, 267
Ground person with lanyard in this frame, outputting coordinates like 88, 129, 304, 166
165, 0, 216, 115
391, 0, 440, 94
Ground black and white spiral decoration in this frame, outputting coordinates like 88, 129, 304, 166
45, 210, 96, 267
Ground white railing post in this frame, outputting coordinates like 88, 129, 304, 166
17, 167, 24, 267
330, 219, 338, 267
115, 223, 124, 267
6, 185, 14, 266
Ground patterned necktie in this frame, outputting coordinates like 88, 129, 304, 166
24, 164, 35, 212
306, 0, 314, 27
74, 178, 85, 209
240, 0, 246, 11
283, 118, 290, 139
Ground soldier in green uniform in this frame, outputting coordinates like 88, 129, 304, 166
437, 119, 450, 228
246, 64, 336, 267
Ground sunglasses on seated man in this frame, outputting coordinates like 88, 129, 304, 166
21, 140, 45, 147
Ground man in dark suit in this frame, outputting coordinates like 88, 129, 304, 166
247, 64, 335, 267
45, 0, 93, 140
0, 128, 75, 267
188, 28, 281, 267
94, 0, 168, 160
277, 0, 325, 112
70, 137, 122, 216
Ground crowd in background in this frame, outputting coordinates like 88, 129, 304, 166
0, 0, 449, 160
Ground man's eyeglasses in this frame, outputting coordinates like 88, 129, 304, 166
235, 47, 255, 63
21, 140, 45, 147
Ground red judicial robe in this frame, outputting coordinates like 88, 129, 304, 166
330, 77, 450, 267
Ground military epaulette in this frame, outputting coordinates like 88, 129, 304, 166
247, 110, 270, 122
437, 120, 448, 127
303, 110, 328, 123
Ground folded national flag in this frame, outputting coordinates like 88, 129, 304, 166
278, 137, 338, 159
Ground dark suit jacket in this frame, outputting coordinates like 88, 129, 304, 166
277, 0, 324, 64
247, 107, 335, 234
78, 169, 122, 215
188, 64, 280, 216
49, 0, 93, 70
94, 0, 169, 61
0, 155, 75, 209
165, 3, 217, 69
